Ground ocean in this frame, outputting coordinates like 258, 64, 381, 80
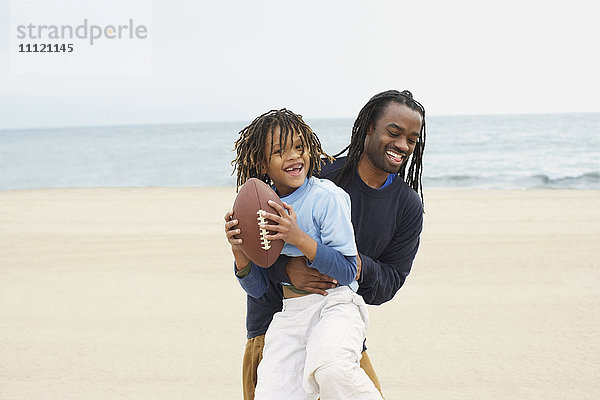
1, 113, 598, 190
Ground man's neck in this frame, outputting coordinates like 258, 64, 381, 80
357, 155, 388, 189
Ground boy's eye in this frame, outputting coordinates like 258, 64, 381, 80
295, 144, 303, 150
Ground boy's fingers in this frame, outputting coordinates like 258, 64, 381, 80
282, 202, 296, 217
260, 211, 283, 223
267, 200, 285, 214
224, 210, 234, 221
261, 224, 280, 232
265, 233, 283, 241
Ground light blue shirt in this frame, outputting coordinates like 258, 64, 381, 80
279, 176, 357, 258
279, 177, 358, 292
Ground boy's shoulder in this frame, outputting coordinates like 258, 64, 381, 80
308, 176, 347, 197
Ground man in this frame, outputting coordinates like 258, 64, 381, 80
234, 89, 426, 399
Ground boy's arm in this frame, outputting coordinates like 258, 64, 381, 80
264, 189, 358, 286
308, 243, 356, 285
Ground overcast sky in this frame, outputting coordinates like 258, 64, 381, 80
1, 0, 599, 129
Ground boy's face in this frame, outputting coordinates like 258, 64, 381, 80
264, 126, 310, 196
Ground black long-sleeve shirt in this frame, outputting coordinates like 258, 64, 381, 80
241, 157, 423, 338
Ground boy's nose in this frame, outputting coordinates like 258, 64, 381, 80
287, 150, 301, 159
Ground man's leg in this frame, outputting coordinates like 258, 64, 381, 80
242, 335, 264, 400
360, 351, 384, 397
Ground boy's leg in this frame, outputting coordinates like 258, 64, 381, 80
242, 335, 265, 400
242, 335, 383, 400
254, 305, 315, 400
304, 288, 383, 400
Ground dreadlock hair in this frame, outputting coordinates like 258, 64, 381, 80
232, 108, 333, 191
334, 89, 426, 206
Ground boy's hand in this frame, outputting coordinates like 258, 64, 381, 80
260, 200, 306, 248
260, 200, 317, 262
224, 210, 250, 270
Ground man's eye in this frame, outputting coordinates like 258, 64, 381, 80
295, 145, 303, 150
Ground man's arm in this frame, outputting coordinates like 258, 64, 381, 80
357, 197, 423, 305
356, 252, 414, 305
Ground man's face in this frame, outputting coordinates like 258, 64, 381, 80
363, 102, 422, 174
263, 126, 310, 196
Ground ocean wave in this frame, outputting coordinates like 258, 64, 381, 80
424, 171, 599, 190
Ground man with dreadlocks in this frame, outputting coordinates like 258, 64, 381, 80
225, 109, 384, 399
235, 90, 426, 399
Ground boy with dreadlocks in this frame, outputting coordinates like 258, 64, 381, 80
224, 109, 384, 399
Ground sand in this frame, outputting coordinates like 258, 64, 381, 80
1, 188, 599, 399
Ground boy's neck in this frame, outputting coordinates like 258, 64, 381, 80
273, 177, 308, 197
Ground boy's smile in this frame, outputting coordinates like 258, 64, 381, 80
264, 126, 310, 196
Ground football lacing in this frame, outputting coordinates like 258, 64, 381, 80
256, 210, 271, 250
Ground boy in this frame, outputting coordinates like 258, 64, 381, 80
224, 109, 383, 399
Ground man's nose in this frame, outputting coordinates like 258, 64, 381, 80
394, 136, 409, 152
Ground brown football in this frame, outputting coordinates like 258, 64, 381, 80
232, 178, 284, 268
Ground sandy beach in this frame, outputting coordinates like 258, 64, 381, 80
1, 188, 599, 400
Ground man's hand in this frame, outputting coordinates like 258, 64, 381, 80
285, 257, 337, 296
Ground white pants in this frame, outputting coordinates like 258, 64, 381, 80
254, 286, 383, 400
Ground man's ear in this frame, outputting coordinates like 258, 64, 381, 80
366, 124, 374, 136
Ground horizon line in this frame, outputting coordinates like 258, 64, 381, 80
2, 110, 598, 131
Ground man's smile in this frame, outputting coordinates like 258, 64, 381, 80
385, 149, 406, 165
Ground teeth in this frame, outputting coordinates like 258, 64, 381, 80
285, 165, 302, 171
386, 151, 403, 159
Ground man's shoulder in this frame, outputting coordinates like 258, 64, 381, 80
390, 179, 423, 217
318, 157, 347, 182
